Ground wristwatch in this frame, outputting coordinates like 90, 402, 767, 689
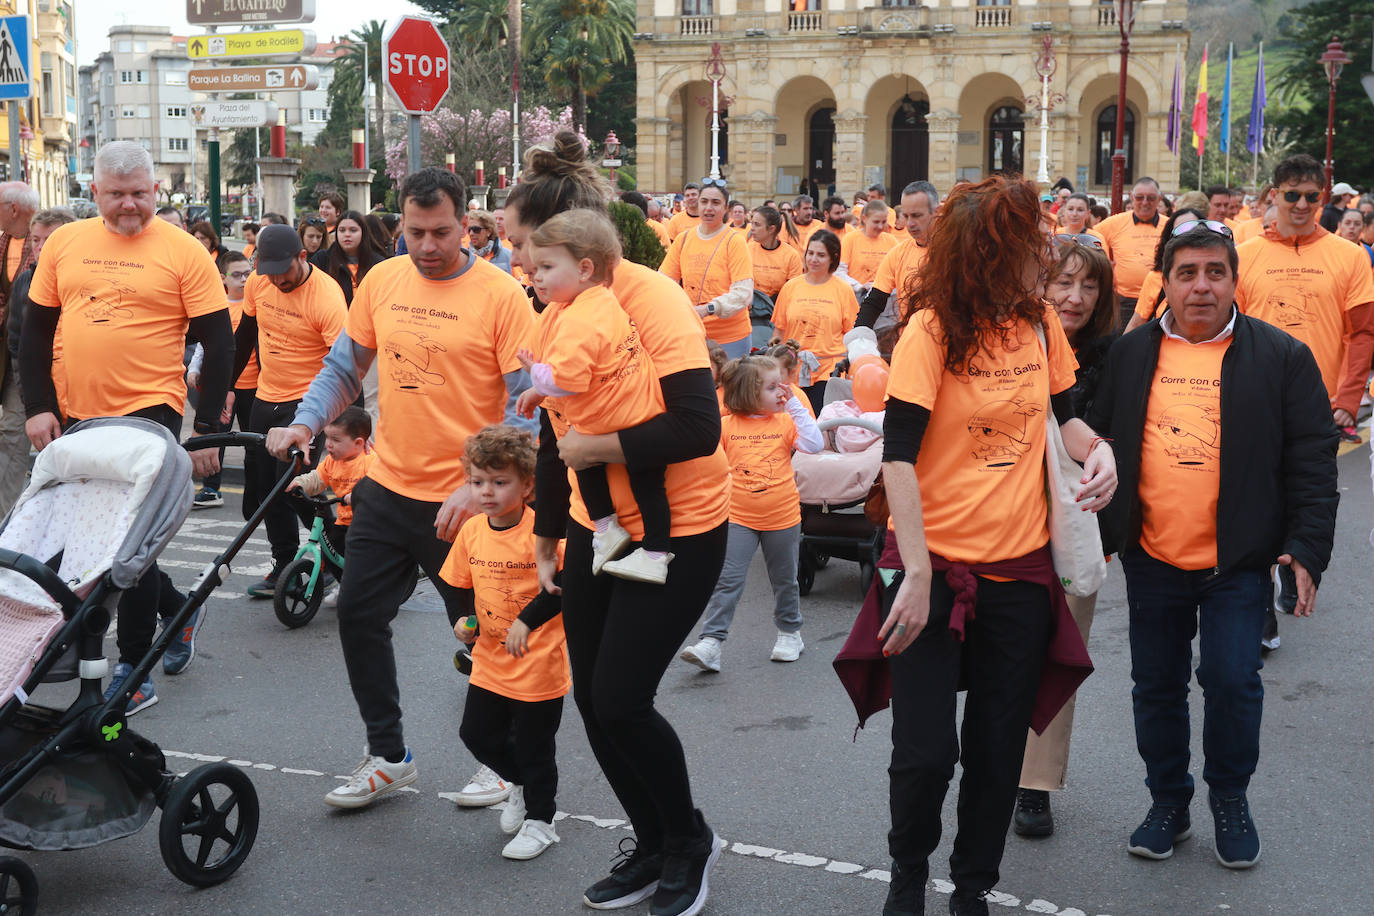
706, 303, 716, 314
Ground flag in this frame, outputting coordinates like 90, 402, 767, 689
1191, 44, 1209, 157
1166, 49, 1183, 153
1218, 43, 1233, 154
1247, 42, 1267, 155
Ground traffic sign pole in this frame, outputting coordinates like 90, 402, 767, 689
210, 132, 221, 234
7, 103, 18, 183
409, 115, 421, 176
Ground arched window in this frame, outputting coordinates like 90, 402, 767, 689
1095, 105, 1135, 186
987, 105, 1023, 175
890, 94, 929, 192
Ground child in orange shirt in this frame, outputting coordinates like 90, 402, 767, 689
679, 355, 824, 672
287, 406, 375, 556
443, 426, 568, 862
516, 210, 673, 585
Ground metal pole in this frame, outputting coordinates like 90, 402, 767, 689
362, 51, 370, 166
1037, 68, 1050, 184
1323, 78, 1336, 199
709, 78, 720, 180
209, 129, 221, 232
1110, 26, 1130, 214
7, 101, 19, 183
254, 123, 262, 219
408, 114, 421, 175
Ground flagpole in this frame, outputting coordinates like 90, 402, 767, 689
1173, 42, 1182, 193
1251, 41, 1262, 187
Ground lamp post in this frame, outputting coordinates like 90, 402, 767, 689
601, 130, 622, 189
705, 43, 726, 180
1030, 35, 1064, 186
1319, 37, 1350, 201
1110, 0, 1137, 214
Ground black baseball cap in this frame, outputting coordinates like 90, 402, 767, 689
255, 223, 304, 275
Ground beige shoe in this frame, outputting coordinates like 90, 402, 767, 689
602, 548, 673, 585
591, 520, 632, 575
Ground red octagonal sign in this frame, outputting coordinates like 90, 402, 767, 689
383, 15, 451, 115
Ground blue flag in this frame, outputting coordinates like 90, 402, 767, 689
1218, 44, 1233, 154
1166, 50, 1182, 154
1247, 43, 1267, 155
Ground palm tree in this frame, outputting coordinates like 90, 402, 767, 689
525, 0, 633, 133
451, 0, 510, 50
333, 21, 388, 159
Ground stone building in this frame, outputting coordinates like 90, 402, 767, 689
0, 0, 78, 206
633, 0, 1190, 201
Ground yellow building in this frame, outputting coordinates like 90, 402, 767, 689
0, 0, 76, 206
634, 0, 1189, 201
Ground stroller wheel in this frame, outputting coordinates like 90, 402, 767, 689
859, 560, 876, 599
160, 763, 259, 888
0, 856, 37, 915
273, 557, 326, 629
798, 549, 815, 597
811, 549, 831, 570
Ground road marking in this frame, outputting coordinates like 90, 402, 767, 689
162, 748, 1113, 915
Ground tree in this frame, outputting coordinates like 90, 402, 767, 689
524, 0, 633, 134
224, 126, 269, 188
332, 21, 388, 165
449, 0, 510, 51
385, 103, 582, 181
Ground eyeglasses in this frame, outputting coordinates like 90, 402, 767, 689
1282, 190, 1322, 204
1171, 219, 1234, 239
699, 177, 727, 191
1055, 233, 1104, 250
1132, 194, 1160, 203
227, 270, 251, 280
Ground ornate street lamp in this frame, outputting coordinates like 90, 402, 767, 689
602, 130, 622, 188
1110, 0, 1137, 214
1319, 37, 1350, 200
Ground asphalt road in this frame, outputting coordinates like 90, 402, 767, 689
13, 442, 1374, 916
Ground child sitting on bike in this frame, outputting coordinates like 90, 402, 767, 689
287, 406, 375, 558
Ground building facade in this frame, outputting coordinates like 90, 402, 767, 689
0, 0, 77, 206
633, 0, 1189, 201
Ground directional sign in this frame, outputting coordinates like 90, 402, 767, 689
189, 100, 278, 129
186, 0, 315, 26
383, 16, 451, 115
185, 29, 315, 60
188, 65, 318, 92
0, 16, 31, 101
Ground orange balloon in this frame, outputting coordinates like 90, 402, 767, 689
852, 363, 889, 413
849, 354, 887, 375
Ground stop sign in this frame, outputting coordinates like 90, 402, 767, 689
383, 16, 451, 114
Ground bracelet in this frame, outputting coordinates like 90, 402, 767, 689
1087, 436, 1113, 454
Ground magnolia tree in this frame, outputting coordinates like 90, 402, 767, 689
385, 105, 587, 183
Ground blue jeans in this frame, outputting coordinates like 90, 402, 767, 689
1121, 550, 1269, 805
714, 335, 751, 360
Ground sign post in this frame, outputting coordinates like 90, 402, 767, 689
382, 16, 451, 177
188, 65, 318, 93
187, 0, 315, 26
186, 29, 316, 61
0, 16, 31, 183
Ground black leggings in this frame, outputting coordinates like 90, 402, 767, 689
459, 684, 563, 823
576, 465, 671, 553
561, 521, 727, 853
249, 397, 323, 567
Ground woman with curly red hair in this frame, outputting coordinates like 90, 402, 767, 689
874, 176, 1117, 915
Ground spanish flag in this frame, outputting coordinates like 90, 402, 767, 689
1191, 44, 1209, 157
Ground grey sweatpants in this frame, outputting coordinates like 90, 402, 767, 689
699, 521, 802, 642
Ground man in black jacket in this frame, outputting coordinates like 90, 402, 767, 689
1086, 224, 1338, 871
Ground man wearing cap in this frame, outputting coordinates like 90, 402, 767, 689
1094, 177, 1167, 330
1320, 181, 1358, 232
232, 223, 348, 597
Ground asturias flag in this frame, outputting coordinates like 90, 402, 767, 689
1191, 44, 1209, 157
1218, 43, 1233, 154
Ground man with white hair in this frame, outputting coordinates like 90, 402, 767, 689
19, 141, 235, 713
0, 180, 37, 514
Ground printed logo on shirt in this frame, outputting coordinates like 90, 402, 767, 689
1263, 284, 1318, 330
476, 584, 524, 641
965, 396, 1041, 468
1157, 402, 1221, 464
383, 330, 448, 390
77, 281, 136, 324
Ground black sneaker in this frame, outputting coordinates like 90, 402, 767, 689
1013, 788, 1054, 837
1127, 802, 1192, 859
193, 487, 224, 509
649, 819, 724, 916
882, 859, 927, 915
246, 564, 283, 599
949, 889, 989, 916
1209, 792, 1261, 869
582, 837, 663, 910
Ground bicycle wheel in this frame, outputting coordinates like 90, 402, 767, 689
272, 557, 324, 628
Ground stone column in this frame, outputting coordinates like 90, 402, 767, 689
728, 110, 777, 202
668, 120, 686, 191
490, 187, 511, 209
470, 185, 491, 210
340, 167, 375, 213
636, 116, 672, 192
256, 157, 300, 219
925, 108, 960, 194
832, 111, 867, 196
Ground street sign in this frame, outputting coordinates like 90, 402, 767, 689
185, 29, 315, 60
189, 100, 278, 129
601, 159, 623, 168
188, 65, 318, 92
0, 16, 30, 101
186, 0, 315, 26
383, 16, 451, 115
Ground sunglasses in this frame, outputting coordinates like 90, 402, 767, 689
1055, 233, 1104, 250
1171, 219, 1234, 239
1282, 190, 1322, 204
699, 177, 727, 191
305, 217, 326, 226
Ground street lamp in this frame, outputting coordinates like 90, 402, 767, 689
602, 130, 622, 188
1319, 37, 1350, 200
1110, 0, 1137, 214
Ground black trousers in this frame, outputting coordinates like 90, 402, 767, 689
338, 476, 467, 761
248, 397, 323, 568
561, 521, 727, 852
575, 465, 672, 553
459, 683, 563, 823
887, 573, 1053, 894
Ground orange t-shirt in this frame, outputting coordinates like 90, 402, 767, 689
721, 411, 800, 531
348, 253, 536, 502
840, 230, 898, 287
1138, 334, 1230, 570
872, 238, 927, 298
1094, 211, 1164, 299
28, 216, 227, 419
226, 297, 260, 390
440, 508, 570, 703
1132, 270, 1167, 323
790, 219, 823, 255
1232, 218, 1264, 245
885, 309, 1078, 564
1235, 228, 1374, 402
659, 225, 753, 345
560, 262, 731, 539
748, 239, 802, 299
536, 285, 664, 436
667, 209, 701, 240
771, 274, 856, 380
243, 242, 256, 261
648, 217, 671, 250
4, 235, 25, 283
317, 449, 377, 526
243, 265, 348, 403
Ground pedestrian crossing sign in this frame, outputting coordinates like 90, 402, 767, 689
0, 16, 30, 101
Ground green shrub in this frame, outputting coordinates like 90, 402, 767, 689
608, 201, 665, 270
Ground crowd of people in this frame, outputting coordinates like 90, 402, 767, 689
0, 133, 1365, 915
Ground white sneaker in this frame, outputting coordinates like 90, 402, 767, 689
602, 548, 673, 585
454, 765, 512, 807
500, 785, 526, 834
322, 584, 340, 608
771, 631, 804, 663
502, 818, 559, 860
680, 637, 722, 673
592, 520, 632, 575
324, 748, 417, 809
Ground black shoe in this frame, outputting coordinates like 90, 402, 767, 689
1013, 788, 1054, 837
1209, 792, 1261, 869
246, 564, 284, 599
882, 860, 927, 915
649, 816, 724, 916
582, 837, 663, 910
949, 890, 989, 916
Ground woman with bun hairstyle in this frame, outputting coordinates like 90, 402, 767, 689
504, 131, 730, 916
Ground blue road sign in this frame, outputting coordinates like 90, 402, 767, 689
0, 16, 30, 101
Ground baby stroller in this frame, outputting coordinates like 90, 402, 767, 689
0, 418, 299, 908
792, 377, 887, 598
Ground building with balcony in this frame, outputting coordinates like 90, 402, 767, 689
0, 0, 78, 206
633, 0, 1190, 202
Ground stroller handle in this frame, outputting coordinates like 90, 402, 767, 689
182, 431, 266, 452
0, 547, 83, 615
817, 416, 885, 436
